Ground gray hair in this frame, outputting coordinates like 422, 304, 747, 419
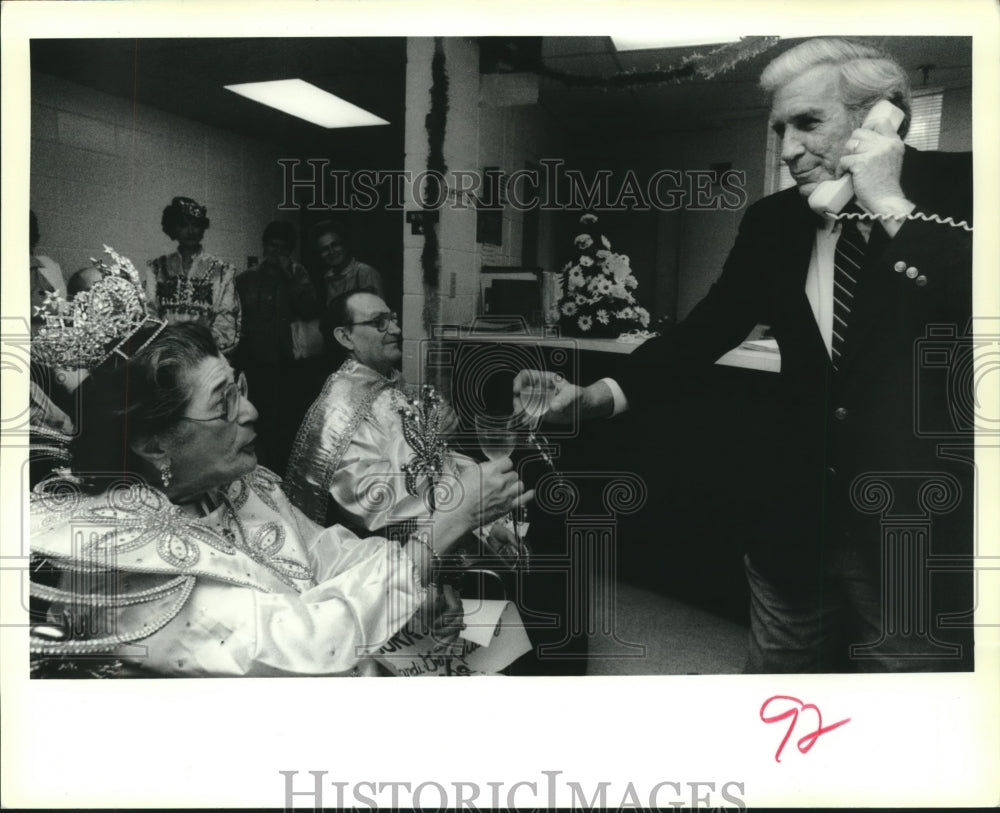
760, 38, 912, 137
71, 322, 220, 491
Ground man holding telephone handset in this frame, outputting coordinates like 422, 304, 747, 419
516, 38, 973, 673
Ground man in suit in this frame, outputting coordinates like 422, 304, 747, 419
516, 38, 973, 672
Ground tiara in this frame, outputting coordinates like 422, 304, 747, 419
32, 245, 167, 370
174, 198, 207, 220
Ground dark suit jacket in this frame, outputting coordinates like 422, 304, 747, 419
617, 148, 973, 593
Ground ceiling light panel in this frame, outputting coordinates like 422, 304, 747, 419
612, 36, 741, 52
224, 79, 389, 128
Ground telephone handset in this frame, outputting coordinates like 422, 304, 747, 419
807, 99, 907, 216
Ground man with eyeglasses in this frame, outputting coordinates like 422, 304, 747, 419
286, 288, 410, 530
286, 289, 519, 544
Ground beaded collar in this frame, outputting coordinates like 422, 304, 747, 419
31, 467, 313, 593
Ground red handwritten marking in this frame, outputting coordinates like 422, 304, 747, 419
760, 695, 851, 763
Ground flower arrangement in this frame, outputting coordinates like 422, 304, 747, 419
553, 214, 651, 338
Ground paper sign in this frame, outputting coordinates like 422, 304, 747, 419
461, 599, 532, 672
375, 600, 530, 676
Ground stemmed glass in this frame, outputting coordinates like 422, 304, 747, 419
474, 413, 528, 570
474, 413, 516, 463
515, 375, 557, 472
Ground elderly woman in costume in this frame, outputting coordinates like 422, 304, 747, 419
148, 196, 241, 355
308, 219, 384, 305
29, 249, 528, 677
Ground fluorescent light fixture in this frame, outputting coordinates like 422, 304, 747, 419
612, 36, 742, 52
224, 79, 389, 128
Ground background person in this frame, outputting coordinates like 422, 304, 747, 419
29, 209, 66, 302
235, 220, 322, 471
148, 196, 241, 355
308, 219, 384, 304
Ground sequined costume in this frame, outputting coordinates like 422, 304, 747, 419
149, 250, 241, 354
284, 359, 464, 536
30, 466, 426, 676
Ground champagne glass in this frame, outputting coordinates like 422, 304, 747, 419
474, 413, 515, 461
519, 377, 554, 426
516, 374, 557, 472
474, 413, 528, 569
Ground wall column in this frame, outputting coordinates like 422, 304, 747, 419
401, 37, 480, 386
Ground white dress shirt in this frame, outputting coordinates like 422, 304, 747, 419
605, 213, 874, 416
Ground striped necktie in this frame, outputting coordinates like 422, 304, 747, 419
831, 209, 867, 371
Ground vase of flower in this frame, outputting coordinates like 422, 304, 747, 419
553, 213, 651, 339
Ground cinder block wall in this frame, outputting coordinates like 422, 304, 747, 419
30, 71, 294, 282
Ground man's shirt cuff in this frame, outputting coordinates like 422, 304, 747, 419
599, 377, 629, 416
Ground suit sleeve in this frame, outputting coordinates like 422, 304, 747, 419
614, 202, 773, 413
879, 150, 973, 311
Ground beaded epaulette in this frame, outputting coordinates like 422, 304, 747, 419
398, 385, 450, 504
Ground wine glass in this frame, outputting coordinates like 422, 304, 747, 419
515, 374, 557, 472
474, 413, 515, 461
519, 377, 554, 428
473, 413, 528, 569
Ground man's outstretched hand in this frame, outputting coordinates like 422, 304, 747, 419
513, 369, 615, 425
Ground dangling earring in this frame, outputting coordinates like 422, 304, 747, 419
159, 461, 172, 489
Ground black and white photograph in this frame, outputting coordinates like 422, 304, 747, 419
2, 1, 998, 809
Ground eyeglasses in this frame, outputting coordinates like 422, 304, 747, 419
345, 312, 400, 333
180, 371, 248, 423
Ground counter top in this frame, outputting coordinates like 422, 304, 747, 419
436, 326, 648, 355
439, 326, 781, 372
715, 340, 781, 373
